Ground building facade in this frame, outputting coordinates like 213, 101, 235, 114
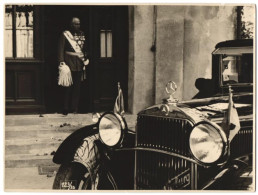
5, 5, 238, 114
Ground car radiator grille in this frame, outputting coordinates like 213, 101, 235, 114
230, 123, 253, 158
135, 114, 193, 190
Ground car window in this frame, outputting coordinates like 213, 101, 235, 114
221, 54, 253, 85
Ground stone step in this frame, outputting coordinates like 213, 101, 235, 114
5, 139, 62, 155
5, 125, 81, 140
5, 154, 55, 168
5, 124, 134, 140
5, 124, 84, 131
5, 114, 137, 130
5, 114, 95, 126
4, 113, 137, 168
5, 136, 69, 146
5, 130, 72, 140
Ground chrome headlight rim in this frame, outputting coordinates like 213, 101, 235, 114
98, 112, 127, 148
189, 121, 228, 166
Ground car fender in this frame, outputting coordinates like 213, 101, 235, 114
53, 124, 118, 189
202, 153, 252, 190
53, 124, 98, 164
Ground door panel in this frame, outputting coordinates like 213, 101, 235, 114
6, 63, 41, 105
6, 71, 15, 100
17, 72, 35, 99
90, 6, 128, 112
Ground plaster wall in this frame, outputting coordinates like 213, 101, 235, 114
183, 6, 237, 100
128, 6, 155, 113
128, 5, 236, 114
155, 6, 185, 103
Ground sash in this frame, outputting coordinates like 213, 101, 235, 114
63, 30, 83, 53
63, 31, 88, 81
63, 30, 89, 64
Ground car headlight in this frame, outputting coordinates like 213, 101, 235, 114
189, 122, 228, 165
99, 112, 126, 147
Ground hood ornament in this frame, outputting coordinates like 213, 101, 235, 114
165, 81, 179, 104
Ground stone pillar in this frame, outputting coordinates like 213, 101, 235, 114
128, 6, 155, 114
128, 6, 135, 114
155, 6, 185, 103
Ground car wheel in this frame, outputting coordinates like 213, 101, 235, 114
53, 162, 117, 190
53, 162, 90, 190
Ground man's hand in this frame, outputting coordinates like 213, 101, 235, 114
84, 59, 89, 66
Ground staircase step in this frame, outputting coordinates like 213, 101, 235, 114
5, 114, 96, 126
6, 137, 69, 146
5, 124, 81, 140
5, 154, 55, 168
5, 130, 72, 140
4, 113, 137, 169
5, 124, 84, 131
5, 139, 62, 155
5, 113, 136, 130
38, 164, 60, 175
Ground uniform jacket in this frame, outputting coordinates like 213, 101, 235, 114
58, 30, 89, 71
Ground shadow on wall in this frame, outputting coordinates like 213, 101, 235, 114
192, 78, 214, 99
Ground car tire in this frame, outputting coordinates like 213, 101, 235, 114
53, 162, 90, 190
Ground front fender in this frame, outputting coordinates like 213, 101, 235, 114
53, 124, 98, 164
202, 154, 252, 190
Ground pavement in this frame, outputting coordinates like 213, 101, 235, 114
4, 113, 254, 191
5, 167, 55, 191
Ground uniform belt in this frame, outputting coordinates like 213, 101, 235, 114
65, 51, 84, 58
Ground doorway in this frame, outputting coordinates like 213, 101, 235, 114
44, 5, 128, 113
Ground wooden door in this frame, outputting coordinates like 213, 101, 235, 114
89, 6, 128, 112
5, 5, 44, 114
44, 5, 90, 113
44, 5, 128, 113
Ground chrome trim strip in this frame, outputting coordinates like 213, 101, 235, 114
134, 150, 137, 190
134, 115, 138, 190
194, 164, 198, 190
116, 147, 202, 166
191, 163, 194, 190
106, 171, 118, 190
190, 163, 198, 190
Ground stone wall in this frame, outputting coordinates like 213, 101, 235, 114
182, 6, 237, 100
128, 6, 155, 113
128, 5, 237, 114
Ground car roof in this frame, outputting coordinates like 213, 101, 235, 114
215, 39, 253, 49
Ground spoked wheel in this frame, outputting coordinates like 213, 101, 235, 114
53, 162, 92, 190
80, 172, 91, 189
79, 172, 99, 190
53, 162, 115, 190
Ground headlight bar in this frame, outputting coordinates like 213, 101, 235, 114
189, 121, 228, 166
98, 112, 127, 147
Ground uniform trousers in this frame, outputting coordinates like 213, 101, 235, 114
64, 71, 82, 112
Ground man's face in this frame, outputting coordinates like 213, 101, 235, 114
71, 18, 80, 32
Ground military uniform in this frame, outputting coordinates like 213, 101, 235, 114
58, 30, 89, 113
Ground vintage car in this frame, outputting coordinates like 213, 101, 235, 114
53, 39, 253, 190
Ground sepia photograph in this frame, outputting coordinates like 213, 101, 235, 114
4, 2, 255, 191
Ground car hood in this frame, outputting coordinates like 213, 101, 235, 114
138, 92, 253, 126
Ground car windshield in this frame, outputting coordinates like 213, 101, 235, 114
220, 54, 253, 85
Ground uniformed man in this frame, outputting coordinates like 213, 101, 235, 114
58, 17, 89, 115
